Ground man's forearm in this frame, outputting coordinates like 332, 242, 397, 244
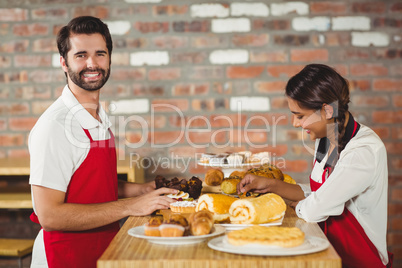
39, 199, 131, 232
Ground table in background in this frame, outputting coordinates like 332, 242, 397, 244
98, 207, 341, 268
0, 157, 144, 209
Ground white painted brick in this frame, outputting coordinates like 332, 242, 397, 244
191, 4, 229, 18
124, 0, 161, 3
317, 34, 325, 45
231, 3, 269, 17
130, 51, 169, 66
104, 20, 131, 35
351, 32, 390, 47
332, 16, 370, 31
271, 2, 309, 16
209, 49, 249, 64
212, 18, 251, 33
292, 17, 330, 31
52, 53, 60, 68
110, 99, 149, 114
230, 97, 270, 112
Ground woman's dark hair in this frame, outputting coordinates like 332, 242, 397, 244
285, 64, 350, 156
57, 16, 113, 61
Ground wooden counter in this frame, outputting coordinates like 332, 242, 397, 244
98, 207, 341, 268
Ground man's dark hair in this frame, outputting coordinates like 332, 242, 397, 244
57, 16, 113, 61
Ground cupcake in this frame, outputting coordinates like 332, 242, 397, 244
144, 217, 163, 237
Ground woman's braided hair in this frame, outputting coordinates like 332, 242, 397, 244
285, 64, 351, 158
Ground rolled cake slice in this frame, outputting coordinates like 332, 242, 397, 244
229, 193, 286, 224
196, 193, 238, 223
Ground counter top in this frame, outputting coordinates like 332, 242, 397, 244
98, 207, 341, 268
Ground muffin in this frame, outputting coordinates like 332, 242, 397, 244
144, 217, 163, 237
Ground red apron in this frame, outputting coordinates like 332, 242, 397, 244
31, 128, 120, 268
310, 121, 392, 268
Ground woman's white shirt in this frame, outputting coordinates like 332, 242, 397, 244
296, 124, 388, 265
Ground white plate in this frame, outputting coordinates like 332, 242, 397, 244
128, 225, 226, 245
198, 162, 261, 168
208, 235, 330, 256
217, 215, 284, 230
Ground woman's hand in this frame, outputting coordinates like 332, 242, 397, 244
237, 174, 275, 194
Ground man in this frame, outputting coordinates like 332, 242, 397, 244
29, 16, 177, 268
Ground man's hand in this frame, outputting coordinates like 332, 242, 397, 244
125, 187, 178, 216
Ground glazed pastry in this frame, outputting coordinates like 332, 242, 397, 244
196, 193, 238, 223
188, 210, 214, 236
283, 174, 296, 184
204, 169, 224, 186
229, 193, 286, 224
227, 226, 305, 247
246, 163, 284, 181
221, 178, 241, 195
229, 170, 246, 178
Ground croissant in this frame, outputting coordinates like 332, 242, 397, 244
204, 169, 224, 186
188, 210, 214, 236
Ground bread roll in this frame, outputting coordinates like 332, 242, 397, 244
229, 193, 286, 224
204, 169, 224, 186
221, 178, 240, 194
196, 194, 238, 223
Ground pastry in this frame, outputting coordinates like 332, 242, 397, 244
221, 178, 241, 195
155, 176, 203, 199
238, 191, 261, 198
188, 210, 214, 236
204, 169, 224, 186
159, 224, 185, 237
208, 153, 228, 165
187, 176, 203, 199
238, 151, 252, 162
167, 191, 191, 200
196, 193, 238, 223
200, 153, 216, 164
227, 226, 305, 247
246, 163, 284, 181
248, 152, 270, 163
229, 193, 286, 224
283, 174, 296, 184
170, 200, 197, 213
144, 217, 162, 237
159, 214, 188, 237
226, 153, 244, 166
229, 170, 246, 178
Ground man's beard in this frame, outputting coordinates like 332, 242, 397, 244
67, 66, 110, 92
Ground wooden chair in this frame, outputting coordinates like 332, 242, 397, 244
0, 238, 34, 268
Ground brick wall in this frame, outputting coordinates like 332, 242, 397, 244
0, 0, 401, 265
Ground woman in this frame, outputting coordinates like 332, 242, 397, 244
238, 64, 392, 267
